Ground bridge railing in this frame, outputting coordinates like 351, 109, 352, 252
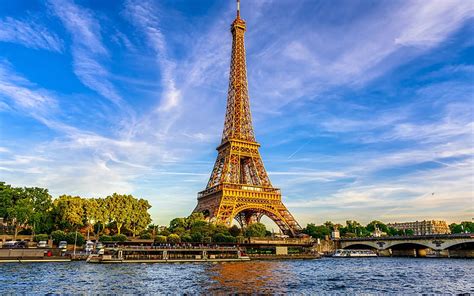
339, 233, 473, 241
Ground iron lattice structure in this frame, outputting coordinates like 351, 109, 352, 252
193, 1, 302, 237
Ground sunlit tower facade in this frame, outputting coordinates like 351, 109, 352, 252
193, 0, 302, 237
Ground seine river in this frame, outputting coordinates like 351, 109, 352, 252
0, 258, 472, 294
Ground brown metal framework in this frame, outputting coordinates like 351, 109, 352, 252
193, 1, 302, 237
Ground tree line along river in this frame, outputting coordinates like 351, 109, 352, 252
0, 257, 472, 294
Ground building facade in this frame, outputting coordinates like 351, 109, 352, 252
387, 220, 451, 235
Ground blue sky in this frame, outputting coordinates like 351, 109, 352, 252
0, 0, 473, 227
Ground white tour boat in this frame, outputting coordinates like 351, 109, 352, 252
333, 249, 378, 257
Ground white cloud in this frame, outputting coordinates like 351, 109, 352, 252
48, 0, 127, 109
394, 0, 474, 47
0, 17, 63, 52
0, 61, 58, 117
1, 1, 472, 226
246, 0, 474, 113
125, 0, 181, 113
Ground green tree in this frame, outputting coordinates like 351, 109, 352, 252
66, 231, 85, 246
366, 220, 389, 233
303, 223, 330, 239
181, 234, 192, 242
34, 234, 49, 242
112, 234, 127, 242
8, 197, 34, 239
51, 230, 67, 245
343, 220, 369, 237
168, 233, 181, 244
190, 221, 214, 239
387, 227, 401, 236
24, 187, 54, 235
461, 222, 474, 233
229, 225, 241, 237
0, 182, 22, 220
169, 217, 187, 232
213, 233, 236, 243
148, 224, 159, 239
191, 232, 203, 242
53, 195, 85, 230
128, 198, 152, 237
186, 212, 206, 228
323, 221, 334, 231
94, 198, 110, 235
155, 235, 167, 243
450, 222, 474, 234
106, 193, 134, 235
140, 233, 151, 239
99, 235, 112, 242
158, 228, 171, 236
83, 198, 100, 237
244, 223, 267, 237
0, 182, 13, 219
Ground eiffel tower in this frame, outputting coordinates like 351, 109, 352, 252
193, 0, 302, 237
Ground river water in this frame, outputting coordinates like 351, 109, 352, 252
0, 258, 472, 294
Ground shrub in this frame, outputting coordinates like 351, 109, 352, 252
244, 223, 267, 237
213, 233, 227, 243
51, 230, 67, 245
66, 232, 85, 246
213, 233, 237, 243
140, 233, 151, 239
154, 235, 167, 243
167, 234, 181, 244
99, 235, 112, 242
34, 234, 49, 242
181, 234, 192, 242
225, 235, 236, 243
229, 225, 241, 237
190, 232, 203, 243
158, 229, 170, 236
112, 234, 127, 242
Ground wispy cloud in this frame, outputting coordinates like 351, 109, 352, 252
287, 156, 473, 224
0, 61, 58, 118
48, 0, 126, 109
125, 0, 180, 112
0, 17, 63, 52
1, 1, 472, 226
394, 0, 474, 47
246, 0, 474, 113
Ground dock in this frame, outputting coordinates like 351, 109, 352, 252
0, 249, 71, 263
87, 247, 250, 263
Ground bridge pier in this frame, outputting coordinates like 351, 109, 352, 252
377, 249, 392, 257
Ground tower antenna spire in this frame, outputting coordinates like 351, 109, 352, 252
237, 0, 240, 18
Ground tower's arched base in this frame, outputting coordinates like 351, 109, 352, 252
194, 184, 302, 237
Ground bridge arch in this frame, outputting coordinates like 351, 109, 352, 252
445, 241, 474, 250
341, 241, 380, 249
231, 205, 294, 236
389, 242, 434, 250
341, 243, 378, 250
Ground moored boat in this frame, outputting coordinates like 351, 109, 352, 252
332, 249, 377, 257
87, 247, 250, 263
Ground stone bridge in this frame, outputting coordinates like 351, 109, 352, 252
339, 234, 474, 251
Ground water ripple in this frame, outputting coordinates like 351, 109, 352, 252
0, 258, 472, 294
